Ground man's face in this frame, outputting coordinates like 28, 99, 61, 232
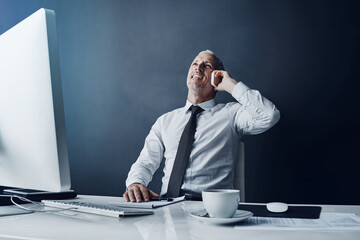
187, 53, 217, 93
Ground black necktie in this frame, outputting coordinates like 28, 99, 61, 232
166, 105, 204, 197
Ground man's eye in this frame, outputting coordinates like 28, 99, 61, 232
206, 65, 213, 69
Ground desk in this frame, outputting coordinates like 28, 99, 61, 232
0, 195, 359, 240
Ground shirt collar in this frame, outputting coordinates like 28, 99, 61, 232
184, 98, 215, 112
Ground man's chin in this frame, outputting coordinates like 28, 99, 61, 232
187, 84, 203, 92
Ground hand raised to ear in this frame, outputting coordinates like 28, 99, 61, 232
213, 70, 237, 94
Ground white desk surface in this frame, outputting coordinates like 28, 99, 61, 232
0, 195, 359, 240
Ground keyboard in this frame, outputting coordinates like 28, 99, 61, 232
42, 199, 154, 217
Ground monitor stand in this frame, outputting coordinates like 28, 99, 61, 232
1, 188, 77, 206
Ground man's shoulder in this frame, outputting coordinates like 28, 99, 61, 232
212, 101, 240, 111
157, 106, 186, 121
155, 102, 240, 121
157, 102, 239, 114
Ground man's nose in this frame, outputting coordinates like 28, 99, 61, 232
195, 62, 205, 72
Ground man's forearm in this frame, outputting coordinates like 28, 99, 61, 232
125, 120, 164, 188
222, 77, 237, 94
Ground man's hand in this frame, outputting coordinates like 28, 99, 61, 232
213, 70, 238, 94
123, 183, 160, 202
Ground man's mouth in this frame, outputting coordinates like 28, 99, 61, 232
192, 72, 203, 79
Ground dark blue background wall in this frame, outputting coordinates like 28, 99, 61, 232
1, 0, 359, 204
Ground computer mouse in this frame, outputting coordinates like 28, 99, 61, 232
266, 202, 288, 213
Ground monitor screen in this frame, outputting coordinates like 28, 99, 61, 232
0, 8, 71, 192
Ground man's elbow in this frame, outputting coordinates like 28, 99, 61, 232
249, 108, 280, 135
268, 108, 280, 129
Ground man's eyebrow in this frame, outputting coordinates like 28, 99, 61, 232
193, 60, 214, 64
192, 60, 215, 66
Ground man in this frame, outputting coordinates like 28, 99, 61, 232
123, 50, 280, 202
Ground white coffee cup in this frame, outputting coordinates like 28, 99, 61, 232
202, 189, 240, 218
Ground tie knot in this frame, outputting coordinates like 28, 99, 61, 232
190, 105, 203, 116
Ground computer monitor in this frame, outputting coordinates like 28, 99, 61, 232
0, 8, 71, 193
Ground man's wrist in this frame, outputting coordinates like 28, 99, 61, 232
126, 181, 143, 189
231, 81, 249, 99
224, 78, 238, 94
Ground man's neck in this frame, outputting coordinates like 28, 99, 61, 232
187, 91, 215, 104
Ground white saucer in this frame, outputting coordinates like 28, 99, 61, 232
190, 209, 253, 224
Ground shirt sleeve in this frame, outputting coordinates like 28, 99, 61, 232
125, 118, 165, 188
230, 81, 280, 135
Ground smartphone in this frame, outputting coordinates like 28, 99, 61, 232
211, 71, 223, 87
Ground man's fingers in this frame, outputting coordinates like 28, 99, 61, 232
214, 70, 223, 78
148, 190, 160, 198
133, 187, 143, 202
123, 191, 130, 202
223, 71, 231, 78
128, 189, 136, 202
123, 183, 160, 203
139, 186, 150, 202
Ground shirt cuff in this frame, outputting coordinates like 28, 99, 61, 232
231, 81, 249, 99
126, 178, 146, 188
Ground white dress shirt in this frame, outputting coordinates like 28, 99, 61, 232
126, 82, 280, 196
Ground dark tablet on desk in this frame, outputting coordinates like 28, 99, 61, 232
238, 204, 322, 219
1, 190, 77, 206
